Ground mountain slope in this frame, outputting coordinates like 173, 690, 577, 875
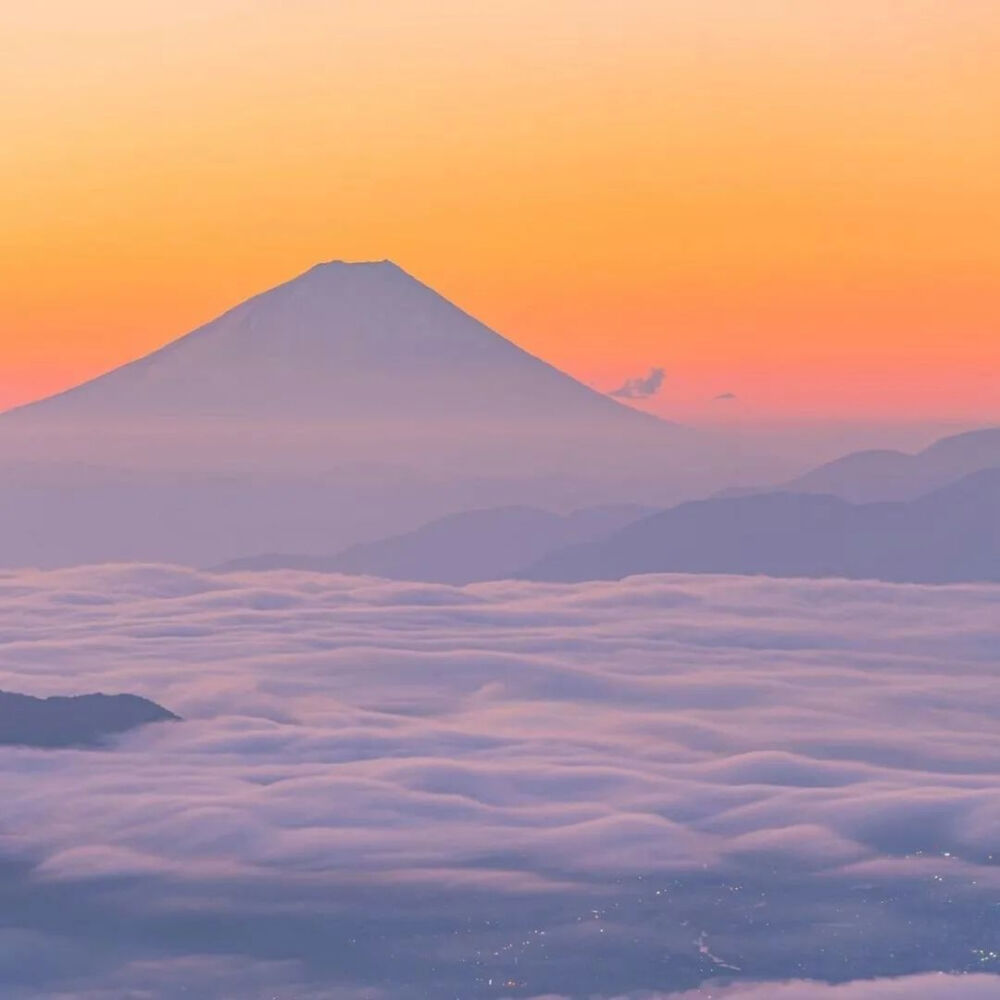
523, 467, 1000, 584
218, 503, 653, 584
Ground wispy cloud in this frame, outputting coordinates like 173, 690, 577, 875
609, 366, 665, 399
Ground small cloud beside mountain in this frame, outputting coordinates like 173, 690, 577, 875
609, 366, 664, 399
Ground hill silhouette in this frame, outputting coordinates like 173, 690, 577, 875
0, 691, 178, 748
523, 467, 1000, 584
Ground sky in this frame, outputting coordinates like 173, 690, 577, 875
2, 1, 998, 425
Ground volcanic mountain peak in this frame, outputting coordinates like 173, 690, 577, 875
9, 260, 660, 425
140, 258, 523, 364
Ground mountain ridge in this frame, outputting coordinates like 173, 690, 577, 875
0, 691, 179, 748
216, 502, 654, 584
523, 465, 1000, 585
719, 426, 1000, 503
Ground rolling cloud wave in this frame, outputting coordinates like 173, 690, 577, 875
0, 566, 996, 997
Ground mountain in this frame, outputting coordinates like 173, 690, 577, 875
522, 466, 1000, 584
7, 261, 671, 428
0, 261, 731, 568
0, 691, 178, 748
723, 427, 1000, 503
218, 503, 653, 584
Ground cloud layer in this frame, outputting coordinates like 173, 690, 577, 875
581, 973, 1000, 999
0, 565, 997, 997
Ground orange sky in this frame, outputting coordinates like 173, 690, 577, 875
2, 1, 998, 423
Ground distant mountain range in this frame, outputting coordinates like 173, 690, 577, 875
524, 466, 1000, 584
218, 503, 653, 584
217, 431, 1000, 586
0, 692, 178, 748
219, 428, 1000, 586
724, 427, 1000, 503
2, 262, 995, 572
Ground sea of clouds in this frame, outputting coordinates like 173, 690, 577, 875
0, 565, 996, 998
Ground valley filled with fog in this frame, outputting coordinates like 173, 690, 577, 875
0, 565, 997, 997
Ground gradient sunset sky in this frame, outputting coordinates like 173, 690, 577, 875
3, 1, 998, 424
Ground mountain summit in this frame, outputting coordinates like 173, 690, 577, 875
11, 260, 667, 426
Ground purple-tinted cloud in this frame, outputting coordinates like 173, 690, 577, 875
521, 974, 1000, 999
658, 972, 1000, 997
0, 566, 996, 996
609, 367, 665, 399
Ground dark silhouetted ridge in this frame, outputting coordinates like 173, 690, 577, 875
218, 503, 653, 584
0, 691, 179, 748
522, 467, 1000, 584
